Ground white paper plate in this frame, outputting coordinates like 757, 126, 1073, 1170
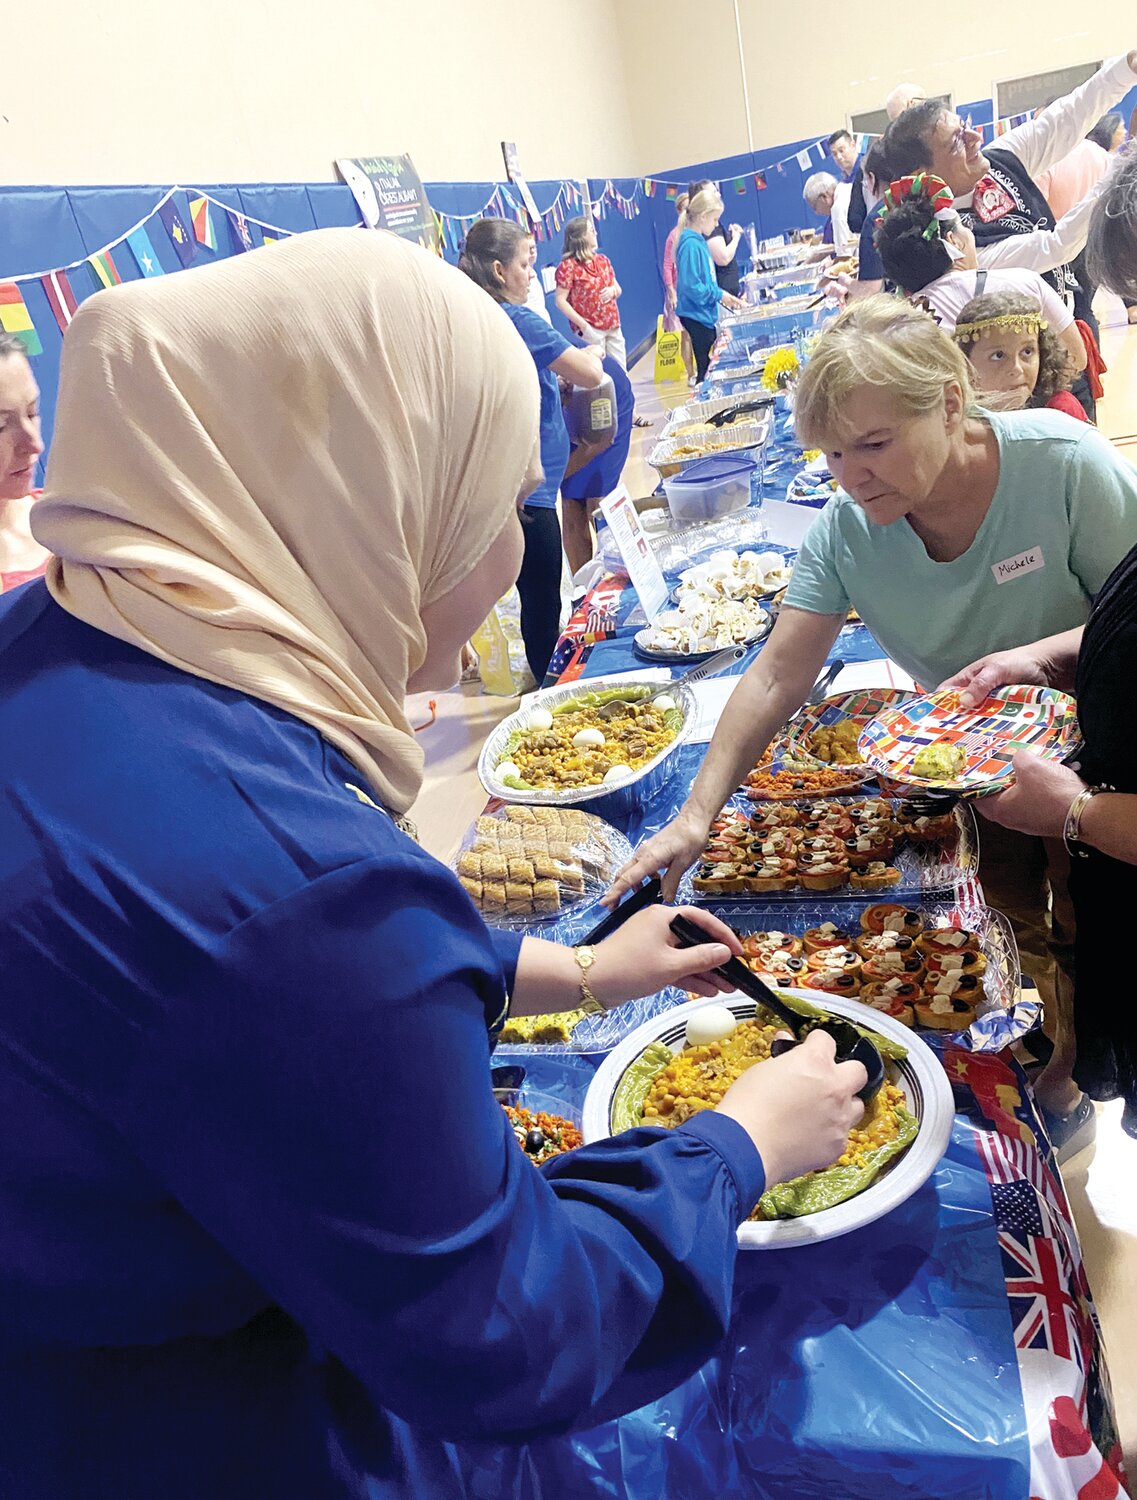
582, 989, 953, 1249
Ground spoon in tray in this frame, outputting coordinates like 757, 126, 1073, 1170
668, 913, 884, 1104
597, 645, 748, 721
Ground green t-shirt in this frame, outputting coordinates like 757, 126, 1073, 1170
784, 408, 1137, 687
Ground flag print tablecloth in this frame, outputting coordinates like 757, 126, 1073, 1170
448, 638, 1130, 1499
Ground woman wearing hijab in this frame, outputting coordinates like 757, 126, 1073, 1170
0, 229, 865, 1498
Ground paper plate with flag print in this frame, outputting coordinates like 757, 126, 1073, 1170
783, 688, 916, 773
857, 685, 1080, 795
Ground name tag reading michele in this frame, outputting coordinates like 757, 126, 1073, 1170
992, 546, 1044, 584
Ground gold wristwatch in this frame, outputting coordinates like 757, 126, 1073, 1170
573, 945, 606, 1015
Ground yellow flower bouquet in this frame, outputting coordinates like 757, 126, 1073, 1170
761, 346, 800, 392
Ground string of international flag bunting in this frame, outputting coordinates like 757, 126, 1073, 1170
0, 106, 1037, 356
409, 100, 1037, 251
0, 186, 294, 355
639, 109, 1035, 201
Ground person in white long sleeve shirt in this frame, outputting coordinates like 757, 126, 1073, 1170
883, 50, 1137, 293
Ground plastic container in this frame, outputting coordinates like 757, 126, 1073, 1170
663, 453, 757, 523
566, 373, 618, 446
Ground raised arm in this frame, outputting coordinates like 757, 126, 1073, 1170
605, 606, 843, 903
997, 51, 1137, 178
708, 227, 743, 267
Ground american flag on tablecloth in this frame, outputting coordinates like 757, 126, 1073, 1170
974, 1112, 1127, 1499
544, 575, 628, 682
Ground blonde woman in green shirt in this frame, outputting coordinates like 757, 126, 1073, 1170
607, 297, 1137, 1152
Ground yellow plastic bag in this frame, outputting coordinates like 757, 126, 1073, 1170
653, 314, 687, 384
470, 588, 535, 696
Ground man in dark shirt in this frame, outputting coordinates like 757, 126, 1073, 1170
849, 138, 893, 298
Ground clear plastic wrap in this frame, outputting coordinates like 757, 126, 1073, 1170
452, 804, 632, 933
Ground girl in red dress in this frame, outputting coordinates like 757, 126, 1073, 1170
554, 216, 627, 367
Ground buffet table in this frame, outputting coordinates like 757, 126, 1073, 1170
456, 316, 1128, 1495
546, 388, 831, 685
470, 1041, 1125, 1500
467, 582, 1129, 1498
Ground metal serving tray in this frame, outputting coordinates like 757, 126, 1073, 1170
648, 407, 773, 477
478, 678, 697, 822
661, 390, 776, 440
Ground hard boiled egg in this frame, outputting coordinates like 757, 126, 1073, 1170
685, 1004, 738, 1048
496, 761, 522, 782
572, 728, 606, 748
602, 763, 633, 783
527, 707, 554, 731
652, 693, 676, 712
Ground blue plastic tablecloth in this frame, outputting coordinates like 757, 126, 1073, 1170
374, 1036, 1124, 1498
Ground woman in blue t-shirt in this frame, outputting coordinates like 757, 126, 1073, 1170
460, 218, 603, 681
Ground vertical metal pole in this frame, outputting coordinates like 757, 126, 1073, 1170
733, 0, 756, 156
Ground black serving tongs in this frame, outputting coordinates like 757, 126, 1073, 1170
706, 395, 774, 428
668, 913, 884, 1104
806, 658, 844, 706
583, 875, 663, 943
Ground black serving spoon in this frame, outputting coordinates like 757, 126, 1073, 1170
668, 913, 884, 1104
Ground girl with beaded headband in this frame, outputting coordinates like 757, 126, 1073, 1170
953, 290, 1088, 421
874, 174, 1089, 378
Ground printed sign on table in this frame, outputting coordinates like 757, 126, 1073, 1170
335, 154, 441, 254
598, 486, 669, 622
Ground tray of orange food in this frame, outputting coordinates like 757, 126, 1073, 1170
742, 750, 872, 800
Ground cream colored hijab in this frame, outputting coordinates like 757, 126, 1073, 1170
33, 228, 540, 814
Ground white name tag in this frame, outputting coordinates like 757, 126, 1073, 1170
992, 546, 1044, 584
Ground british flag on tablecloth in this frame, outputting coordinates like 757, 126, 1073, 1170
975, 1119, 1127, 1499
